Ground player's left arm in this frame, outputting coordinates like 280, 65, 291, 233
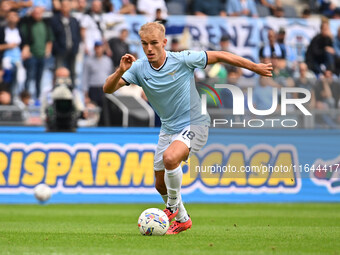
206, 51, 273, 77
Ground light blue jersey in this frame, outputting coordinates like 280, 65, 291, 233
122, 50, 211, 134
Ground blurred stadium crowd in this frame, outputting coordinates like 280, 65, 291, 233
0, 0, 339, 128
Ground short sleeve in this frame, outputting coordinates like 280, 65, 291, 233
80, 14, 90, 28
183, 50, 208, 70
121, 61, 139, 86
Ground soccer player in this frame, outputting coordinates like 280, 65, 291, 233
103, 22, 273, 234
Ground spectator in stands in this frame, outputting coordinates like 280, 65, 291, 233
166, 0, 186, 15
319, 0, 340, 18
194, 0, 226, 16
315, 69, 340, 109
76, 0, 88, 12
12, 89, 32, 121
334, 10, 340, 18
72, 0, 88, 21
52, 0, 62, 12
0, 0, 12, 26
253, 58, 282, 114
82, 41, 113, 109
154, 8, 167, 25
18, 90, 31, 106
7, 1, 33, 17
272, 56, 294, 89
111, 0, 135, 14
170, 38, 181, 52
102, 0, 136, 14
271, 55, 294, 105
219, 35, 231, 52
53, 0, 79, 12
50, 0, 81, 85
80, 0, 107, 56
0, 90, 11, 105
41, 66, 85, 121
289, 34, 308, 64
0, 1, 32, 15
220, 66, 242, 109
227, 66, 242, 85
253, 77, 279, 111
257, 0, 281, 15
259, 29, 286, 60
102, 0, 113, 12
10, 1, 32, 10
21, 6, 53, 101
216, 35, 239, 75
227, 0, 258, 17
305, 22, 335, 75
200, 64, 228, 108
137, 0, 167, 18
202, 36, 235, 109
294, 62, 316, 96
108, 28, 130, 69
0, 10, 22, 96
33, 0, 52, 11
0, 69, 4, 86
301, 7, 311, 18
334, 26, 340, 75
273, 6, 284, 17
277, 28, 286, 56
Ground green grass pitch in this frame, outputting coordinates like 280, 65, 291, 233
1, 203, 339, 255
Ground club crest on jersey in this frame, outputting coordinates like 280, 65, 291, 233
168, 70, 177, 80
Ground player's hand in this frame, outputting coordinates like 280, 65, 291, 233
119, 54, 136, 72
255, 63, 273, 77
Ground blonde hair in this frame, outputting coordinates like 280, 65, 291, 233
139, 22, 166, 37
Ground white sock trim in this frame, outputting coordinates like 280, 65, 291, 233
165, 165, 182, 176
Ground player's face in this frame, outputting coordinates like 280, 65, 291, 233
140, 31, 167, 66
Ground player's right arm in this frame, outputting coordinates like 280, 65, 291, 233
103, 54, 136, 94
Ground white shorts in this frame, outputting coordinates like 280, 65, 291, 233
154, 125, 209, 171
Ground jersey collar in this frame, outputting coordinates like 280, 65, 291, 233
149, 51, 168, 71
